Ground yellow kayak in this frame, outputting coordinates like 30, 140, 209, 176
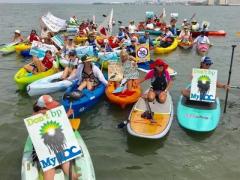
74, 36, 104, 45
154, 38, 178, 54
15, 43, 31, 54
14, 68, 57, 91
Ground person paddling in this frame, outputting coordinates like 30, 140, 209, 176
31, 95, 80, 180
12, 30, 24, 43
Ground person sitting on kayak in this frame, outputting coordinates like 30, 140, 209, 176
126, 39, 137, 57
31, 95, 80, 180
117, 26, 126, 42
101, 39, 113, 52
120, 50, 139, 91
138, 31, 154, 48
12, 30, 24, 43
63, 36, 76, 58
61, 50, 79, 80
181, 56, 229, 98
137, 22, 145, 31
128, 20, 137, 34
24, 50, 55, 74
78, 21, 89, 37
156, 25, 174, 48
85, 32, 101, 56
169, 18, 178, 36
179, 26, 192, 43
193, 30, 211, 46
181, 19, 188, 28
27, 29, 40, 43
68, 55, 108, 97
191, 19, 200, 32
138, 59, 173, 103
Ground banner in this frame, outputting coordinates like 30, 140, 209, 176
30, 41, 57, 58
24, 106, 81, 172
190, 68, 217, 102
75, 46, 94, 58
135, 44, 150, 63
98, 52, 118, 62
51, 34, 64, 49
41, 12, 67, 33
108, 62, 123, 82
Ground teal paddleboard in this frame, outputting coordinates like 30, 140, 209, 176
177, 95, 221, 132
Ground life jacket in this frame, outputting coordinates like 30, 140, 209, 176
29, 34, 39, 43
151, 71, 167, 91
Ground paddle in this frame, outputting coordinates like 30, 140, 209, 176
189, 13, 196, 22
230, 85, 240, 89
143, 97, 155, 123
68, 101, 81, 180
223, 45, 237, 113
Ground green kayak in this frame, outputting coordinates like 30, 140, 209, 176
0, 43, 17, 55
21, 131, 96, 180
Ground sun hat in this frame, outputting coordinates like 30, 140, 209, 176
150, 59, 168, 70
15, 30, 21, 34
36, 95, 59, 110
183, 19, 187, 22
81, 54, 95, 62
119, 26, 125, 29
201, 56, 213, 65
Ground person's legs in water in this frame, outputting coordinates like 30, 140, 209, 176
43, 168, 56, 180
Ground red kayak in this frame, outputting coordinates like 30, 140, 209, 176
97, 36, 119, 48
192, 30, 226, 38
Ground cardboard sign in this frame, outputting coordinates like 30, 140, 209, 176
30, 41, 57, 58
135, 44, 150, 63
108, 62, 123, 82
24, 106, 81, 172
190, 68, 217, 102
75, 46, 94, 58
41, 12, 67, 32
51, 34, 64, 49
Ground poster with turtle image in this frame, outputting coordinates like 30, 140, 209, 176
135, 43, 150, 63
24, 106, 81, 172
190, 68, 217, 102
108, 61, 123, 82
30, 40, 57, 58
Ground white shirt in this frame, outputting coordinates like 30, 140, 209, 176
194, 35, 210, 45
128, 24, 137, 34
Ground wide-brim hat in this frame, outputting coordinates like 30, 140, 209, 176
150, 59, 168, 70
81, 55, 95, 62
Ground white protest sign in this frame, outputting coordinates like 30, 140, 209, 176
24, 106, 81, 172
51, 34, 64, 49
75, 46, 94, 57
190, 68, 217, 102
30, 41, 57, 58
41, 12, 67, 33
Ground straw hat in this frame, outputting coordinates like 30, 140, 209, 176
81, 55, 95, 62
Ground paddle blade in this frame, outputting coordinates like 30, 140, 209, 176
70, 118, 81, 130
117, 120, 128, 128
236, 32, 240, 36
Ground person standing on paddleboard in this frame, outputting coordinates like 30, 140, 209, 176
181, 56, 229, 98
31, 95, 80, 180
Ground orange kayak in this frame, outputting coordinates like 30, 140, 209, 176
105, 82, 141, 108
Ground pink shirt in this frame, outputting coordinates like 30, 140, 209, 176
145, 70, 171, 81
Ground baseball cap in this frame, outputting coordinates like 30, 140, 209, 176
36, 95, 59, 110
201, 56, 213, 65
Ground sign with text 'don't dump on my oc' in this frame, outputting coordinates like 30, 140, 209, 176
190, 68, 217, 102
24, 106, 81, 172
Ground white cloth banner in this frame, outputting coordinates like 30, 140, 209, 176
41, 12, 67, 32
24, 106, 81, 172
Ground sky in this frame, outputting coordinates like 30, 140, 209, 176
0, 0, 205, 3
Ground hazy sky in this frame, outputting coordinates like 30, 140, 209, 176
0, 0, 205, 3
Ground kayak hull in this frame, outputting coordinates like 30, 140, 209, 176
177, 95, 221, 132
21, 131, 96, 180
14, 68, 57, 91
127, 90, 173, 139
154, 38, 178, 54
178, 41, 193, 50
105, 82, 141, 108
192, 30, 226, 38
27, 72, 73, 96
61, 82, 106, 117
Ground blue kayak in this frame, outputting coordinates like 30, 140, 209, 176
177, 93, 221, 132
61, 82, 106, 117
21, 49, 32, 58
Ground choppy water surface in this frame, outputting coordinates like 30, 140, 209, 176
0, 3, 240, 180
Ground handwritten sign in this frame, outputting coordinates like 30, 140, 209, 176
190, 68, 217, 102
136, 43, 150, 63
41, 12, 67, 32
24, 106, 81, 172
51, 34, 64, 49
108, 62, 123, 82
75, 46, 94, 58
